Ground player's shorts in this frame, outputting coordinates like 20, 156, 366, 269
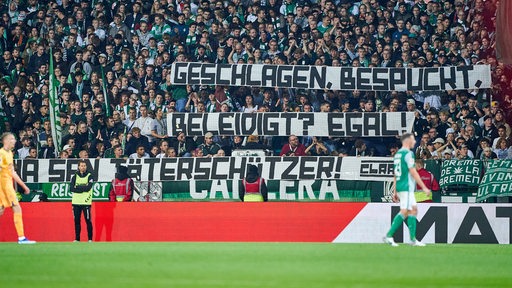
0, 180, 19, 208
398, 191, 417, 210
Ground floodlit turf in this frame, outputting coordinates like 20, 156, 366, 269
0, 243, 511, 288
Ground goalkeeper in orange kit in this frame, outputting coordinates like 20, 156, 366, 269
0, 132, 36, 244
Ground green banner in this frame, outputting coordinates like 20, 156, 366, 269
477, 161, 512, 202
41, 182, 111, 201
162, 180, 372, 202
439, 159, 481, 188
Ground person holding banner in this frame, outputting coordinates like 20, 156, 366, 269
239, 164, 268, 202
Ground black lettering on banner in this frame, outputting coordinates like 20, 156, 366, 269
172, 62, 188, 84
372, 68, 389, 90
241, 113, 257, 135
177, 158, 194, 180
160, 158, 177, 181
187, 62, 202, 85
263, 113, 280, 135
356, 68, 372, 90
360, 162, 369, 175
440, 66, 457, 90
256, 112, 263, 135
424, 68, 440, 90
389, 68, 406, 90
200, 63, 216, 85
219, 113, 234, 135
299, 157, 316, 180
277, 65, 294, 87
168, 112, 414, 137
381, 114, 399, 136
298, 113, 314, 135
453, 207, 498, 244
245, 65, 261, 86
310, 66, 326, 89
21, 159, 39, 183
66, 159, 80, 181
496, 207, 512, 243
48, 159, 66, 182
216, 64, 232, 86
229, 157, 246, 179
335, 157, 342, 174
293, 66, 310, 88
211, 157, 229, 179
231, 64, 247, 86
406, 68, 423, 91
261, 65, 277, 87
202, 114, 210, 135
174, 64, 489, 91
281, 113, 296, 136
340, 67, 355, 90
328, 113, 345, 136
144, 158, 160, 181
126, 159, 143, 181
401, 112, 407, 135
316, 157, 335, 179
364, 113, 380, 136
234, 113, 241, 136
360, 160, 393, 177
346, 113, 362, 137
89, 159, 101, 181
194, 158, 211, 180
266, 157, 282, 179
457, 66, 473, 88
171, 114, 186, 136
188, 114, 204, 136
282, 157, 299, 180
109, 158, 126, 168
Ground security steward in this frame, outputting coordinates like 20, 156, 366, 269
240, 164, 268, 202
109, 165, 134, 202
70, 159, 95, 242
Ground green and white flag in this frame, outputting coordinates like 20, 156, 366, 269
477, 160, 512, 202
49, 47, 62, 152
439, 159, 481, 188
100, 66, 111, 116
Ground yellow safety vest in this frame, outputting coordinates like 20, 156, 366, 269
415, 191, 433, 203
72, 173, 93, 205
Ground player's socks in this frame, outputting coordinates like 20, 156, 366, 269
13, 212, 25, 238
386, 213, 405, 237
408, 215, 417, 241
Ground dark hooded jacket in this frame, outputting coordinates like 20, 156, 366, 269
109, 165, 134, 201
239, 165, 268, 202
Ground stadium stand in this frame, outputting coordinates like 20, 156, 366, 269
0, 0, 510, 161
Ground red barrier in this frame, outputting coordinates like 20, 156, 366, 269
0, 202, 367, 242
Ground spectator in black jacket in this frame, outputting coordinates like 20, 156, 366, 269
171, 132, 196, 157
125, 127, 149, 155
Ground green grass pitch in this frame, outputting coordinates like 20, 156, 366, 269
0, 243, 511, 288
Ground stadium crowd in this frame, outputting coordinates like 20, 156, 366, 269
0, 0, 511, 160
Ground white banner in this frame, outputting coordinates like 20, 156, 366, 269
167, 112, 414, 137
333, 203, 512, 244
16, 157, 394, 183
171, 63, 492, 91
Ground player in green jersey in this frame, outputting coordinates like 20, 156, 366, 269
384, 133, 431, 247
